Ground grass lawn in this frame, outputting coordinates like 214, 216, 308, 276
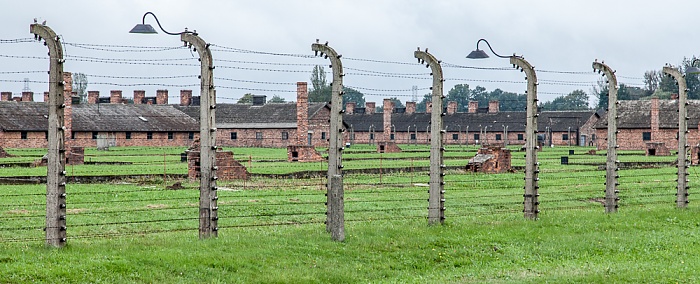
0, 145, 697, 283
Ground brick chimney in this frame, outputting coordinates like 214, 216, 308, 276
296, 82, 309, 145
87, 91, 99, 104
468, 101, 478, 113
180, 89, 192, 106
426, 102, 432, 114
345, 102, 355, 115
63, 72, 73, 143
21, 91, 33, 102
366, 102, 376, 115
406, 101, 416, 114
110, 90, 122, 104
156, 89, 168, 105
488, 100, 499, 113
447, 101, 457, 115
133, 90, 145, 104
1, 92, 11, 101
383, 99, 394, 141
43, 92, 49, 102
651, 97, 659, 138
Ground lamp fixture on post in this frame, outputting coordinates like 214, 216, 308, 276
131, 12, 217, 239
687, 58, 700, 75
467, 38, 539, 220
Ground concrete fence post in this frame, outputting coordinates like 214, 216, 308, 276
593, 61, 620, 213
31, 22, 67, 248
181, 32, 218, 239
312, 40, 345, 241
662, 65, 690, 208
511, 56, 540, 220
414, 48, 445, 225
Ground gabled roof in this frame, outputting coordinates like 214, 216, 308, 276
72, 104, 198, 132
595, 100, 700, 129
0, 101, 48, 131
175, 102, 328, 129
0, 102, 198, 132
344, 110, 596, 132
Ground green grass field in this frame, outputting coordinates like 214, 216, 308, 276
1, 144, 697, 283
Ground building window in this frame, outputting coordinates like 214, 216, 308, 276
125, 132, 132, 140
168, 132, 174, 140
496, 134, 502, 141
474, 134, 480, 141
44, 131, 48, 140
71, 132, 76, 139
562, 133, 569, 141
517, 134, 524, 141
256, 132, 263, 140
188, 132, 194, 140
591, 134, 596, 141
147, 132, 153, 140
282, 132, 289, 140
21, 131, 27, 140
92, 132, 98, 140
390, 133, 395, 140
321, 132, 327, 140
370, 133, 374, 140
410, 133, 416, 140
642, 132, 651, 141
452, 134, 459, 140
230, 132, 237, 140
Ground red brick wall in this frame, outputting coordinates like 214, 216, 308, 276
156, 90, 168, 105
0, 131, 48, 148
296, 82, 308, 145
596, 128, 683, 150
63, 72, 73, 146
447, 101, 457, 115
488, 100, 499, 113
0, 92, 11, 101
468, 101, 478, 113
366, 102, 375, 115
110, 90, 122, 104
88, 91, 99, 104
345, 102, 355, 115
383, 99, 393, 142
133, 90, 145, 104
68, 131, 197, 147
406, 102, 416, 114
22, 92, 33, 102
180, 90, 192, 106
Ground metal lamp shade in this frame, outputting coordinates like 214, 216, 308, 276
129, 24, 157, 34
466, 49, 489, 59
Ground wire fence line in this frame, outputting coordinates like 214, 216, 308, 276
0, 136, 693, 245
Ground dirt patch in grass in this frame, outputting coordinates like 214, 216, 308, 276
67, 208, 88, 213
146, 204, 168, 209
6, 209, 31, 214
588, 198, 605, 205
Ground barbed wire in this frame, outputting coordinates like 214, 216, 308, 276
63, 42, 187, 52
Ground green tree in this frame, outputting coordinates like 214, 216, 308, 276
237, 93, 253, 104
268, 95, 286, 103
445, 84, 471, 111
490, 89, 526, 111
416, 93, 431, 112
342, 87, 365, 108
309, 65, 331, 102
540, 90, 589, 111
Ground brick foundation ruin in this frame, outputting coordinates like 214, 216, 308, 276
67, 147, 84, 165
187, 150, 249, 180
646, 142, 670, 156
0, 147, 14, 158
377, 141, 402, 153
466, 146, 512, 174
287, 145, 324, 162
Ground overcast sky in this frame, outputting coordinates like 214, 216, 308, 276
1, 0, 698, 107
